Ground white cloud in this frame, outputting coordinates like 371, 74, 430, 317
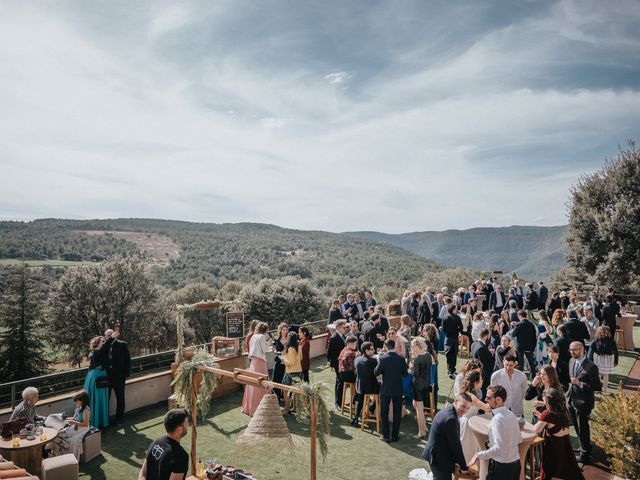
0, 1, 638, 233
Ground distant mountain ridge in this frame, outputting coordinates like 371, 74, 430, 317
345, 225, 567, 281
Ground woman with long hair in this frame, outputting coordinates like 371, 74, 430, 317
421, 323, 439, 410
242, 322, 270, 416
272, 322, 288, 401
453, 358, 483, 396
83, 333, 115, 428
410, 337, 432, 439
494, 335, 516, 371
299, 326, 312, 383
588, 326, 618, 394
49, 390, 91, 459
281, 331, 303, 414
534, 387, 585, 480
458, 371, 491, 462
498, 310, 511, 336
525, 365, 564, 417
245, 320, 259, 354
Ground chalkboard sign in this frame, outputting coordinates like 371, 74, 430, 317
226, 311, 245, 338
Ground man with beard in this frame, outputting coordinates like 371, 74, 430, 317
139, 409, 190, 480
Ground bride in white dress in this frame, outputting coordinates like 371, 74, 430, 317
457, 371, 491, 462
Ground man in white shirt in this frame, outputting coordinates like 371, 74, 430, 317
469, 385, 521, 480
490, 354, 528, 417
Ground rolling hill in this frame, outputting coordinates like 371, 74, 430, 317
0, 219, 442, 294
344, 225, 567, 281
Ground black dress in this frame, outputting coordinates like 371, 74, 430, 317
272, 338, 286, 399
539, 409, 585, 480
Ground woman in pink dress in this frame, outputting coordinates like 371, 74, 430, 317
242, 321, 270, 416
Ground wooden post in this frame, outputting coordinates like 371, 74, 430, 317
310, 397, 318, 480
190, 372, 202, 476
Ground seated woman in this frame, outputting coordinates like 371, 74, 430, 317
10, 387, 44, 423
49, 391, 91, 460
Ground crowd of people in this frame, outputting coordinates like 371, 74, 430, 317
325, 280, 625, 479
9, 326, 131, 461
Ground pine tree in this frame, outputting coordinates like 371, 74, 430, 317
0, 265, 50, 381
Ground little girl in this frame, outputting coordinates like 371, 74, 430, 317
587, 326, 618, 393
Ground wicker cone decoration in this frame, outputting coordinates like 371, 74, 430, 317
236, 393, 306, 451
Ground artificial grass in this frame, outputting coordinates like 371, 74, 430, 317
80, 325, 639, 480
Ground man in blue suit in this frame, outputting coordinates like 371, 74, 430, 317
422, 393, 472, 479
373, 339, 408, 442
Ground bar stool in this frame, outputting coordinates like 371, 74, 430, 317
459, 335, 471, 358
360, 393, 381, 433
423, 389, 436, 420
340, 382, 356, 416
615, 329, 626, 352
528, 436, 544, 480
453, 464, 478, 479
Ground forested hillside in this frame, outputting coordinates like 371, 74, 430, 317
345, 225, 567, 281
0, 219, 442, 295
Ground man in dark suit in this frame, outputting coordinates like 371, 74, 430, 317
463, 285, 477, 305
422, 393, 472, 479
471, 329, 494, 397
511, 310, 538, 377
537, 281, 548, 313
524, 283, 539, 319
601, 295, 618, 334
351, 294, 366, 321
373, 339, 408, 442
106, 327, 131, 422
431, 294, 444, 328
342, 294, 353, 319
364, 313, 385, 350
442, 304, 463, 377
565, 311, 590, 345
488, 285, 506, 314
567, 341, 602, 465
364, 290, 377, 309
327, 320, 347, 409
352, 341, 379, 426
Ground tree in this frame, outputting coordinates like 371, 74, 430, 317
171, 283, 226, 344
0, 265, 50, 381
417, 267, 479, 294
239, 277, 324, 329
48, 256, 171, 364
566, 141, 640, 290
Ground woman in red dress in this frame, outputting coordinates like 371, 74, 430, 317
534, 387, 585, 480
299, 326, 312, 383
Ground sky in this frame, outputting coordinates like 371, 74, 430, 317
1, 1, 639, 233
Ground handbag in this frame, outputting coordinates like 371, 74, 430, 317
96, 376, 111, 389
1, 417, 28, 440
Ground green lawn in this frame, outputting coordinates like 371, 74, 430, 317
0, 259, 94, 267
80, 326, 640, 480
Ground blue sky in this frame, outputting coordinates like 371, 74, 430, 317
1, 0, 639, 233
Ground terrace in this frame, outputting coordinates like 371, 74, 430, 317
1, 323, 638, 480
73, 327, 639, 480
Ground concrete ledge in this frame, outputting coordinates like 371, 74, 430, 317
1, 332, 330, 424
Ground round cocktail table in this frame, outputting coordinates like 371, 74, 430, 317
468, 414, 537, 480
0, 427, 58, 476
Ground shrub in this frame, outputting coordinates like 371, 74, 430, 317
592, 388, 640, 479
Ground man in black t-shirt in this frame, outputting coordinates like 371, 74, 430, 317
138, 409, 190, 480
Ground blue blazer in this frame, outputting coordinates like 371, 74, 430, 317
373, 351, 408, 397
422, 404, 467, 473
